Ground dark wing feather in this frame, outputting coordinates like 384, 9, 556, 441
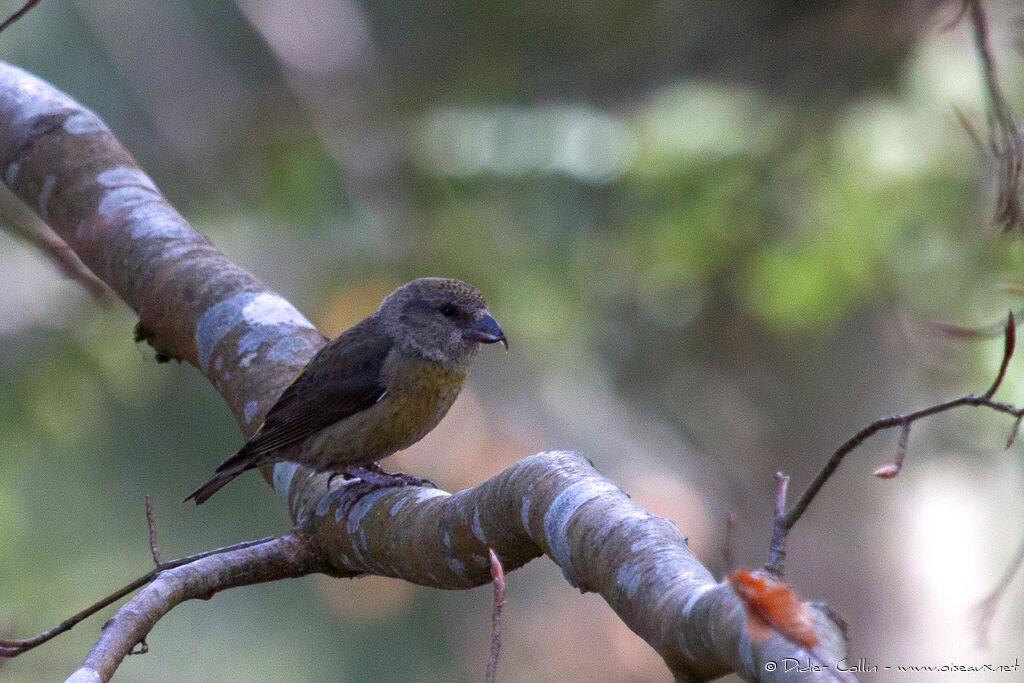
221, 317, 390, 467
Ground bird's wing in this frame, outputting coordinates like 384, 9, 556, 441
223, 318, 390, 466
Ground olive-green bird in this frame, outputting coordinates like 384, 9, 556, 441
186, 278, 506, 504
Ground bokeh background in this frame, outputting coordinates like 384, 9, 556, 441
2, 0, 1024, 681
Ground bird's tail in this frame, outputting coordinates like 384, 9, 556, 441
184, 448, 255, 504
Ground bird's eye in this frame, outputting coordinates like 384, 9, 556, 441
440, 304, 458, 318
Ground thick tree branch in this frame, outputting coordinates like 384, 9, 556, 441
0, 61, 849, 681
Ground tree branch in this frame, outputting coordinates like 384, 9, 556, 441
961, 0, 1024, 233
0, 61, 849, 682
0, 536, 277, 658
486, 548, 506, 683
67, 533, 329, 683
0, 0, 43, 35
974, 533, 1024, 647
0, 180, 107, 299
766, 313, 1021, 576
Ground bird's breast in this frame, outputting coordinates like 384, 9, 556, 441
379, 358, 468, 442
307, 356, 470, 467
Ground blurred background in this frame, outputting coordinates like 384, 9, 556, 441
1, 0, 1024, 680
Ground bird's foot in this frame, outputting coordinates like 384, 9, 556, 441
343, 462, 436, 489
321, 463, 436, 516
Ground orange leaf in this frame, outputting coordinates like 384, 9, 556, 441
727, 569, 819, 649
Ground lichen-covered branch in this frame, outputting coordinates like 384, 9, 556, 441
312, 450, 844, 681
0, 61, 849, 682
0, 62, 325, 441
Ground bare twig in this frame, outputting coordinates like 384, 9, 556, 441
773, 472, 789, 518
22, 226, 107, 299
954, 106, 985, 151
874, 421, 910, 479
68, 533, 327, 682
983, 311, 1015, 398
1006, 413, 1023, 448
963, 0, 1024, 233
933, 307, 1024, 340
486, 548, 506, 683
766, 313, 1021, 575
722, 511, 737, 572
0, 183, 108, 300
145, 494, 161, 567
0, 536, 276, 657
0, 623, 12, 672
0, 0, 42, 35
974, 534, 1024, 647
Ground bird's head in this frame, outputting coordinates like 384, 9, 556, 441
379, 278, 507, 362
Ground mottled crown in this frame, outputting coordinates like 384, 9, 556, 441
379, 277, 488, 313
377, 278, 494, 361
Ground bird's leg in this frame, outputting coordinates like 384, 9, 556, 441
345, 462, 436, 489
320, 462, 437, 516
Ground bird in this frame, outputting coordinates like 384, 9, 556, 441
186, 277, 507, 504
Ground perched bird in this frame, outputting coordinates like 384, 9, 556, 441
186, 277, 507, 504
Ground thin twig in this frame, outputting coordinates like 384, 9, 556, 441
0, 184, 108, 300
765, 313, 1022, 575
874, 421, 910, 479
28, 228, 108, 300
974, 534, 1024, 647
773, 473, 789, 518
894, 421, 910, 469
766, 474, 791, 576
954, 106, 985, 151
0, 536, 277, 656
933, 307, 1024, 340
486, 548, 506, 683
1006, 412, 1023, 448
983, 311, 1015, 399
0, 623, 12, 672
0, 0, 42, 35
722, 511, 737, 572
144, 495, 161, 567
963, 0, 1024, 232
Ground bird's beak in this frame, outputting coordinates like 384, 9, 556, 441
464, 313, 508, 350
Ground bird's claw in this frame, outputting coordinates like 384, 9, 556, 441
321, 463, 436, 516
345, 462, 436, 489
